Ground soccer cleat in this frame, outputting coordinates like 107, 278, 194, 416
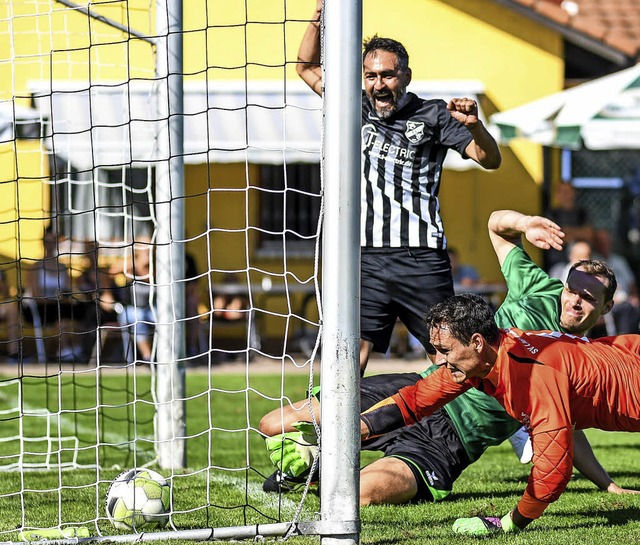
452, 512, 519, 536
508, 427, 533, 464
452, 516, 502, 535
262, 469, 317, 494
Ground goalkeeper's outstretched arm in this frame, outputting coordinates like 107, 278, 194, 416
360, 398, 406, 440
360, 367, 470, 439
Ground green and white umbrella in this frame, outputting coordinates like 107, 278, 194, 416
490, 63, 640, 150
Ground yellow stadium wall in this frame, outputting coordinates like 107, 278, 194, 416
0, 1, 155, 102
0, 142, 50, 265
0, 0, 154, 266
2, 0, 568, 337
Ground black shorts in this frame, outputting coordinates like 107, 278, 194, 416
360, 247, 453, 354
360, 373, 470, 502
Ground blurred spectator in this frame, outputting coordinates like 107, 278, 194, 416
592, 228, 639, 334
0, 270, 20, 361
75, 241, 126, 324
213, 274, 248, 322
548, 239, 592, 283
545, 181, 593, 270
26, 230, 73, 299
185, 253, 202, 357
72, 242, 133, 365
448, 247, 481, 287
25, 230, 85, 362
592, 228, 636, 300
120, 238, 155, 362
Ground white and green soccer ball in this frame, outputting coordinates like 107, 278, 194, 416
105, 469, 171, 531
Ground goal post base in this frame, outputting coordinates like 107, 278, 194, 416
8, 521, 361, 545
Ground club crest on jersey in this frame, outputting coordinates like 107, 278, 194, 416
405, 120, 424, 143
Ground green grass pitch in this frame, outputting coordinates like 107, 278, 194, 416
0, 369, 638, 545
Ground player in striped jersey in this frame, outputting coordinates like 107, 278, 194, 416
297, 1, 502, 372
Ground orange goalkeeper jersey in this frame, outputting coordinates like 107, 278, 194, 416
391, 329, 640, 520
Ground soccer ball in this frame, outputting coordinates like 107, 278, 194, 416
105, 469, 171, 531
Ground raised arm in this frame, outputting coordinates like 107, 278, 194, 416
296, 0, 323, 96
488, 210, 565, 267
447, 98, 501, 169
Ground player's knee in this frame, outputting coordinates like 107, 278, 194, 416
260, 398, 320, 436
359, 459, 418, 506
359, 475, 384, 506
258, 406, 301, 436
359, 479, 414, 506
359, 488, 375, 506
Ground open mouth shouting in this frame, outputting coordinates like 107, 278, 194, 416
371, 91, 396, 117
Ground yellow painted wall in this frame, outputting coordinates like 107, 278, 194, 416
183, 1, 311, 82
0, 142, 50, 263
0, 1, 155, 104
1, 0, 569, 334
0, 0, 154, 264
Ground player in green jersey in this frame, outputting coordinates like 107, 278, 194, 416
260, 210, 638, 503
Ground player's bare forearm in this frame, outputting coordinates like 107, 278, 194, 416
488, 210, 530, 265
466, 122, 501, 169
489, 210, 564, 265
447, 98, 501, 169
572, 430, 640, 494
489, 210, 530, 239
297, 1, 323, 96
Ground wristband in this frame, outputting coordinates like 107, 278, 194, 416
360, 403, 404, 438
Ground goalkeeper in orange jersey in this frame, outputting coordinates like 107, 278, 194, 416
359, 293, 640, 535
263, 211, 638, 504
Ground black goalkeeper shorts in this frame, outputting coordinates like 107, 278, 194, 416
360, 247, 453, 355
359, 372, 470, 502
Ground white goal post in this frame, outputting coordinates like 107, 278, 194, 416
0, 1, 361, 544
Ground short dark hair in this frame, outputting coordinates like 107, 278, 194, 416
567, 259, 617, 303
362, 35, 409, 72
425, 294, 500, 346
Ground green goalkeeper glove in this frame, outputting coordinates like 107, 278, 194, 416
452, 511, 519, 536
18, 527, 90, 541
265, 421, 318, 478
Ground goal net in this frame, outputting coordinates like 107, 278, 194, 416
0, 1, 360, 542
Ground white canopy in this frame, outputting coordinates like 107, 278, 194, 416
490, 64, 640, 150
29, 79, 487, 170
0, 102, 42, 142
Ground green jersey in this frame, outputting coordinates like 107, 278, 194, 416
423, 246, 564, 462
495, 245, 564, 332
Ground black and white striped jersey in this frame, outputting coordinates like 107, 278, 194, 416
361, 91, 473, 249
